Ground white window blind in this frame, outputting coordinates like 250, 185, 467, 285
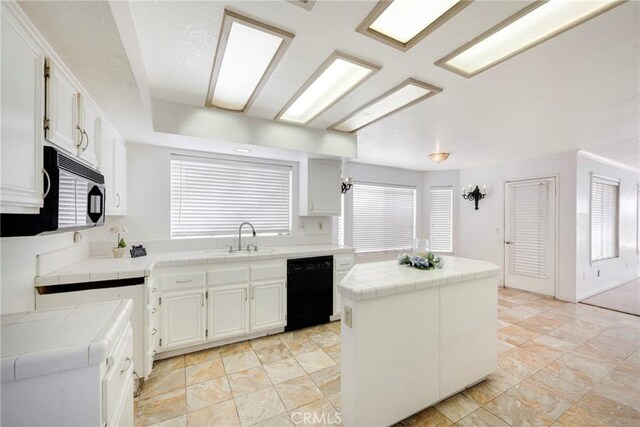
352, 183, 416, 253
337, 194, 344, 246
171, 155, 292, 238
429, 187, 453, 252
509, 181, 548, 278
591, 176, 619, 262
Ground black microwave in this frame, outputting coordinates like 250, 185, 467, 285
1, 147, 106, 237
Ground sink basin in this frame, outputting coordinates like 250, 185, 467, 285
205, 248, 278, 255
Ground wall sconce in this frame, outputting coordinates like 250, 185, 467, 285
462, 184, 487, 210
341, 176, 353, 194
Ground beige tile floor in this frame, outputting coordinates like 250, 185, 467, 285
136, 288, 640, 426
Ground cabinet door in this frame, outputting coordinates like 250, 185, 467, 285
112, 138, 127, 214
250, 281, 285, 332
209, 284, 249, 341
160, 290, 206, 350
334, 272, 346, 316
46, 62, 79, 154
0, 4, 44, 213
308, 161, 341, 215
99, 124, 116, 213
78, 98, 99, 167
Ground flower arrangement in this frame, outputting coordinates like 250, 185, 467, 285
110, 225, 128, 256
398, 252, 445, 270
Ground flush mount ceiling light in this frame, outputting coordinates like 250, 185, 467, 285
276, 51, 381, 124
206, 10, 294, 112
288, 0, 316, 11
330, 78, 443, 133
435, 0, 624, 78
234, 148, 252, 154
357, 0, 472, 51
429, 152, 450, 164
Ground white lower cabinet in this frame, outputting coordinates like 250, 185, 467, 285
250, 280, 286, 332
160, 290, 207, 350
209, 284, 249, 340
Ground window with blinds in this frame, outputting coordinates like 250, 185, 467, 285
591, 176, 619, 262
171, 155, 292, 238
509, 181, 549, 278
429, 187, 453, 252
352, 183, 416, 253
337, 194, 344, 246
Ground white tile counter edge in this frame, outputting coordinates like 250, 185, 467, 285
0, 299, 133, 383
35, 245, 354, 286
338, 256, 501, 301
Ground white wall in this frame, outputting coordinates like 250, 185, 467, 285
458, 150, 578, 300
575, 152, 640, 300
89, 142, 333, 254
0, 229, 99, 313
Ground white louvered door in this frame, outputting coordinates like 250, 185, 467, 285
504, 178, 556, 296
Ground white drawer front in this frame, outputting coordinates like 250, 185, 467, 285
102, 324, 133, 424
161, 272, 205, 291
207, 266, 249, 286
334, 255, 354, 272
250, 263, 285, 282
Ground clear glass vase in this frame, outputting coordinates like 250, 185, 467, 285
412, 238, 429, 256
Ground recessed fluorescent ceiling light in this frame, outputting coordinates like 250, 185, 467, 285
358, 0, 470, 51
276, 52, 380, 124
234, 148, 252, 154
436, 0, 624, 78
331, 79, 443, 132
207, 11, 294, 112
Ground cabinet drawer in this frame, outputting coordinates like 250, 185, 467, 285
102, 324, 133, 424
161, 272, 205, 291
334, 255, 354, 272
207, 266, 249, 286
250, 263, 285, 281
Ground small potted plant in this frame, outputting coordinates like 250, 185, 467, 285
110, 225, 128, 258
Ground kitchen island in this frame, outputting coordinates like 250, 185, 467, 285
338, 256, 500, 427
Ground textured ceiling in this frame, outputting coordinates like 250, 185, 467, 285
18, 1, 640, 170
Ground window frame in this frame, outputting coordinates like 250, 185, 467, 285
589, 173, 620, 264
170, 153, 294, 239
351, 181, 417, 254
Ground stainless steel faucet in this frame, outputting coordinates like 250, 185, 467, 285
237, 222, 256, 251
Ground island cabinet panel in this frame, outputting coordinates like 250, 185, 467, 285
342, 287, 440, 427
440, 276, 497, 398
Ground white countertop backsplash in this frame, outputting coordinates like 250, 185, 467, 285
36, 244, 354, 286
338, 256, 500, 301
0, 299, 132, 383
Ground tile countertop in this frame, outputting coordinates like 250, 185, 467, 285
36, 244, 354, 286
338, 256, 500, 301
0, 299, 132, 383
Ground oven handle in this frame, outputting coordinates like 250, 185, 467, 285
42, 168, 51, 199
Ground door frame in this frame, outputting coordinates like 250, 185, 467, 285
503, 175, 559, 298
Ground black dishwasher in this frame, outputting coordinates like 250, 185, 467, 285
286, 256, 333, 331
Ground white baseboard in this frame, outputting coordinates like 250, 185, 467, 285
577, 275, 639, 302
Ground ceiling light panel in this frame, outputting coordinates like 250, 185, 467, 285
436, 0, 624, 78
357, 0, 471, 51
276, 52, 381, 124
207, 10, 294, 112
330, 79, 443, 133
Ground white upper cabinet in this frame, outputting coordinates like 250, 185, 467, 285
299, 159, 342, 216
0, 3, 45, 214
45, 61, 79, 155
113, 137, 127, 214
99, 123, 116, 212
78, 98, 100, 167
